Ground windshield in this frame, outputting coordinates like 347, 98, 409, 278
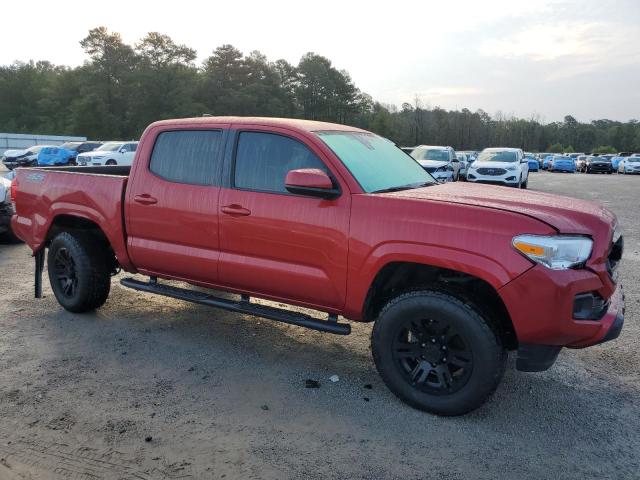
411, 148, 449, 162
627, 158, 640, 163
26, 145, 44, 153
60, 142, 80, 149
477, 150, 518, 163
97, 142, 123, 152
316, 131, 435, 193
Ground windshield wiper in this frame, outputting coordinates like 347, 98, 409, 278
371, 181, 435, 194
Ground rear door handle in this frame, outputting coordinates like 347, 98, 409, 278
134, 194, 158, 205
221, 204, 251, 217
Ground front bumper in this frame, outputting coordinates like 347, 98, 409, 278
430, 171, 454, 182
2, 158, 33, 169
505, 266, 624, 371
467, 173, 520, 186
587, 164, 612, 173
500, 264, 624, 348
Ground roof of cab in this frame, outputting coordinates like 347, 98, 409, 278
148, 116, 369, 134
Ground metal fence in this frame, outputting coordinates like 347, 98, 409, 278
0, 133, 87, 156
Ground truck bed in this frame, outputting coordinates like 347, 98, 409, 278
11, 165, 134, 270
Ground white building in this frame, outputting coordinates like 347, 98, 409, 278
0, 132, 87, 156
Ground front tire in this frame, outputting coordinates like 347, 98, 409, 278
105, 159, 117, 166
47, 232, 111, 313
371, 290, 506, 416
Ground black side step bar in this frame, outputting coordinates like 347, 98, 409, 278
120, 277, 351, 335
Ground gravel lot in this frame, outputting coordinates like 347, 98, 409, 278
0, 168, 638, 479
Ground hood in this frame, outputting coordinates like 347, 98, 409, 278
3, 149, 28, 158
384, 182, 616, 235
418, 160, 448, 169
471, 161, 518, 169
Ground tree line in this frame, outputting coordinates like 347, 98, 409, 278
1, 27, 638, 153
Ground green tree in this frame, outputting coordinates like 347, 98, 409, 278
548, 143, 563, 153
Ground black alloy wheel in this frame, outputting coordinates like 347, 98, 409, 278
53, 247, 78, 298
392, 317, 473, 395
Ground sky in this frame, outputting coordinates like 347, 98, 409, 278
2, 0, 639, 123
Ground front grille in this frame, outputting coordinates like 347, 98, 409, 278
477, 168, 506, 176
607, 234, 623, 281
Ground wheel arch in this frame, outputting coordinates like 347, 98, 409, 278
45, 214, 119, 273
361, 261, 518, 350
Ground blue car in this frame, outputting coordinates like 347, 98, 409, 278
526, 156, 539, 172
611, 156, 624, 171
550, 155, 576, 173
37, 146, 73, 166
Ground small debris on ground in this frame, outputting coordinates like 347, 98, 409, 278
363, 397, 370, 402
261, 405, 269, 411
145, 436, 153, 442
305, 379, 320, 388
364, 384, 373, 390
329, 375, 339, 383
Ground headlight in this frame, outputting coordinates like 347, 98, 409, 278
512, 234, 593, 270
505, 166, 517, 171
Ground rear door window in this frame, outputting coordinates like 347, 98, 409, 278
150, 130, 224, 185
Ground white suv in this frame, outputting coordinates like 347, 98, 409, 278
77, 141, 138, 166
410, 145, 461, 182
467, 148, 529, 188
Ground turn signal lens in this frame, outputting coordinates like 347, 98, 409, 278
514, 242, 545, 256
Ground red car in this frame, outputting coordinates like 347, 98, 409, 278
11, 117, 624, 415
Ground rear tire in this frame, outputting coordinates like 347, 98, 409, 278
47, 232, 111, 313
105, 159, 117, 166
371, 290, 506, 416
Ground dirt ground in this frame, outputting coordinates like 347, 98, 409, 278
0, 168, 638, 479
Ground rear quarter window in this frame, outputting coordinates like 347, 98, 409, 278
149, 130, 223, 185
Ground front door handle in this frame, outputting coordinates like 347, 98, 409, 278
221, 204, 251, 217
134, 194, 158, 205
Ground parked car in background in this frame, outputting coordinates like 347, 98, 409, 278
550, 155, 576, 173
400, 147, 416, 155
410, 145, 460, 182
525, 154, 539, 172
456, 152, 469, 179
542, 155, 555, 170
585, 155, 613, 174
60, 141, 103, 161
76, 141, 139, 166
576, 155, 588, 172
1, 145, 46, 170
618, 156, 640, 174
37, 146, 74, 166
0, 173, 21, 242
566, 153, 583, 161
611, 156, 624, 171
467, 148, 529, 188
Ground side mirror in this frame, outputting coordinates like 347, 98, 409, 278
285, 169, 340, 199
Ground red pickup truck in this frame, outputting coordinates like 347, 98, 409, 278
11, 117, 624, 415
